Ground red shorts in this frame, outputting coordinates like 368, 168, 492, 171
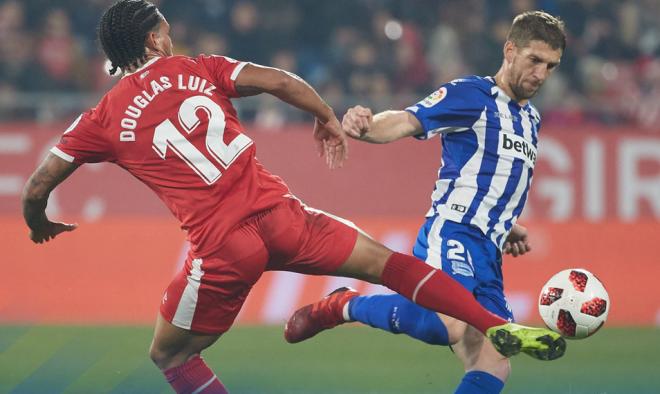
160, 197, 358, 334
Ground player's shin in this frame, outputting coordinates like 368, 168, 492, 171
348, 294, 449, 345
163, 355, 228, 394
380, 252, 506, 334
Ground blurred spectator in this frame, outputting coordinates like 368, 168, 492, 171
0, 0, 657, 131
35, 8, 89, 91
227, 1, 268, 64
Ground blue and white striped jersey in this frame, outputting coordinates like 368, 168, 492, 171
406, 75, 541, 250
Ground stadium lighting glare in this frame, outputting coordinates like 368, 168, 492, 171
384, 20, 403, 40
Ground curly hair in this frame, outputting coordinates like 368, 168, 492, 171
98, 0, 163, 75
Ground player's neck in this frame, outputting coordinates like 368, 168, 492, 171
493, 69, 528, 107
123, 54, 162, 75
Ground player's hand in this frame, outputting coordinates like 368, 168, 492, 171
503, 224, 531, 257
313, 116, 348, 169
29, 221, 78, 244
342, 105, 373, 138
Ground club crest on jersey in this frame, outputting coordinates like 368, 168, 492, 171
498, 133, 537, 167
420, 87, 447, 108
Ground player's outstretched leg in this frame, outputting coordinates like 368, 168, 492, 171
285, 287, 359, 343
286, 290, 450, 345
295, 232, 566, 360
486, 322, 566, 360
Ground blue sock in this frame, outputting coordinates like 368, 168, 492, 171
348, 294, 449, 345
455, 371, 504, 394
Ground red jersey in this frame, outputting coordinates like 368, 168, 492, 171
52, 55, 291, 257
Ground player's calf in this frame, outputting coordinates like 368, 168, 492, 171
349, 294, 453, 345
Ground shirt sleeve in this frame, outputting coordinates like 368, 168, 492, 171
405, 82, 479, 140
51, 110, 114, 164
197, 54, 249, 98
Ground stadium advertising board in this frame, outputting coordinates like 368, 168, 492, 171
1, 124, 658, 326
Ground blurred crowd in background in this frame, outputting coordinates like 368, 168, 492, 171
0, 0, 658, 130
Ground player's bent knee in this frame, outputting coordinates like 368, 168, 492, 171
149, 342, 172, 369
149, 343, 170, 369
149, 343, 197, 370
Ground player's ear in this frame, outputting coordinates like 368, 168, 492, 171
503, 41, 516, 63
145, 29, 160, 52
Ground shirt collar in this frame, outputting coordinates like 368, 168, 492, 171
122, 56, 161, 78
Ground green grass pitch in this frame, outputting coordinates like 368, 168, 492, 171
0, 325, 658, 393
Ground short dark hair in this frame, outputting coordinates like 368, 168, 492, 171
507, 11, 566, 51
98, 0, 163, 75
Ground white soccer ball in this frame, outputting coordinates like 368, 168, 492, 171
538, 268, 610, 339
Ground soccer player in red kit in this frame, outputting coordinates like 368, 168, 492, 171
21, 1, 564, 392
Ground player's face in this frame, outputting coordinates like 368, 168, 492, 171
151, 18, 173, 56
507, 40, 561, 100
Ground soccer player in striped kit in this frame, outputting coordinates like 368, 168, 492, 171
285, 11, 566, 394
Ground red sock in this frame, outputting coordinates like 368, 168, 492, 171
381, 252, 506, 334
163, 355, 228, 394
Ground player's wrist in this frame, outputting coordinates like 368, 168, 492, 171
316, 105, 335, 125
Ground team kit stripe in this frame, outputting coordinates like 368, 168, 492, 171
470, 89, 514, 232
484, 97, 528, 243
50, 147, 75, 163
172, 258, 204, 329
191, 375, 220, 394
420, 76, 539, 251
490, 105, 537, 246
461, 98, 501, 226
436, 107, 488, 224
424, 216, 446, 269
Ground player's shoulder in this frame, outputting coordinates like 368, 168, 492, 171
193, 53, 243, 67
443, 75, 495, 94
419, 75, 493, 108
76, 92, 111, 130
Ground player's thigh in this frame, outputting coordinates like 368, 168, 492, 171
271, 201, 389, 281
150, 313, 221, 370
416, 218, 513, 316
160, 224, 269, 338
332, 231, 392, 283
452, 325, 510, 381
414, 219, 481, 290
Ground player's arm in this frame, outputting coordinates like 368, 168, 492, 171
234, 63, 335, 124
234, 63, 347, 169
22, 153, 79, 244
341, 105, 423, 144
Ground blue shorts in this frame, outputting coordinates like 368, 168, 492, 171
412, 216, 514, 321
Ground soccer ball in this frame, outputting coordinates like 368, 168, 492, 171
538, 268, 610, 339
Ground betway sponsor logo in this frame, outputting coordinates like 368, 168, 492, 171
498, 133, 537, 167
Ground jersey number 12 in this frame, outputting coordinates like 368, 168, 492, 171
152, 95, 252, 184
